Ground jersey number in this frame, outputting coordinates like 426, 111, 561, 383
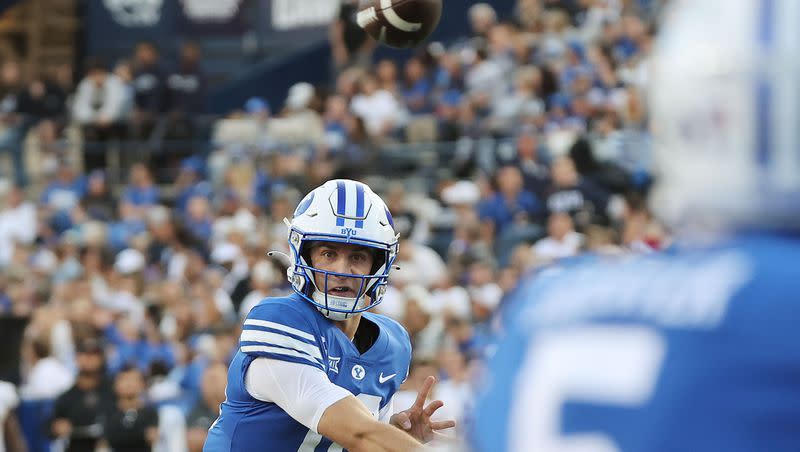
511, 326, 666, 452
300, 393, 383, 452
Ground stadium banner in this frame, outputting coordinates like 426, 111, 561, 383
86, 0, 336, 59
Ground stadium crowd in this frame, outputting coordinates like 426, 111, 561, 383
0, 0, 665, 450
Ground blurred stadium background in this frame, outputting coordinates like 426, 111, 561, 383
0, 0, 663, 450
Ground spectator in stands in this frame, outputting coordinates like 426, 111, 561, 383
209, 242, 249, 312
40, 161, 84, 232
184, 196, 213, 244
506, 127, 550, 198
467, 260, 503, 322
486, 22, 517, 77
173, 156, 212, 213
468, 3, 498, 39
186, 363, 227, 452
532, 212, 584, 260
0, 185, 37, 267
401, 57, 433, 115
351, 74, 405, 137
376, 59, 400, 96
106, 249, 147, 324
266, 82, 325, 145
391, 237, 447, 290
478, 165, 544, 242
432, 347, 470, 432
0, 380, 24, 452
102, 366, 159, 452
0, 60, 28, 186
15, 72, 67, 121
73, 58, 131, 171
20, 335, 73, 401
166, 41, 205, 118
322, 94, 351, 154
488, 65, 544, 135
106, 202, 146, 252
545, 156, 611, 227
130, 41, 166, 140
330, 0, 377, 72
237, 260, 278, 320
465, 46, 506, 117
50, 339, 114, 452
402, 285, 445, 361
121, 163, 160, 218
516, 0, 542, 31
81, 170, 116, 222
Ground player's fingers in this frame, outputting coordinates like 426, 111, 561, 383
414, 376, 436, 409
423, 399, 444, 417
392, 412, 412, 430
430, 420, 457, 431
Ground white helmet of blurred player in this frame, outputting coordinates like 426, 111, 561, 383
650, 0, 800, 230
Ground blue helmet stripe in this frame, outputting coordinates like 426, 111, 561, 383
355, 183, 365, 229
756, 0, 774, 168
336, 180, 346, 227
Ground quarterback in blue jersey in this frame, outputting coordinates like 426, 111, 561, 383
204, 179, 454, 452
472, 1, 800, 451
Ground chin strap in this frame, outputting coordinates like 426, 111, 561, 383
312, 290, 367, 321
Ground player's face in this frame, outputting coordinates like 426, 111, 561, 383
309, 242, 374, 298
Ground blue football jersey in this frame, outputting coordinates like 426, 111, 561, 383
472, 233, 800, 452
204, 293, 412, 452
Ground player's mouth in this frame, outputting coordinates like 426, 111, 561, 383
329, 286, 357, 297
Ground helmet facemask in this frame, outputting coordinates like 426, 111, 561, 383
288, 230, 396, 321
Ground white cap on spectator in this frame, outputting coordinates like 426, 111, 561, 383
376, 285, 405, 320
431, 286, 472, 319
82, 221, 107, 247
232, 209, 257, 234
31, 249, 58, 274
251, 260, 277, 285
114, 248, 145, 275
286, 82, 314, 110
147, 205, 171, 226
441, 181, 480, 206
404, 284, 436, 315
470, 283, 503, 311
468, 3, 497, 23
211, 242, 242, 264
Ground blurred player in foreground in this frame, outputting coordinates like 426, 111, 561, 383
204, 179, 454, 452
472, 0, 800, 451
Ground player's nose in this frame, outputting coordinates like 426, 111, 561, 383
329, 255, 352, 277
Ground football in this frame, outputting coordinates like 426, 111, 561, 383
356, 0, 443, 49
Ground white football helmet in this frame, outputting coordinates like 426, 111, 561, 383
285, 179, 399, 320
650, 0, 800, 230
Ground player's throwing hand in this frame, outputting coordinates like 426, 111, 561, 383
390, 376, 456, 443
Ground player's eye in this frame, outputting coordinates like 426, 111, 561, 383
321, 250, 335, 259
351, 253, 368, 263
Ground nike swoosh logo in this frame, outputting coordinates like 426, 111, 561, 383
379, 372, 397, 384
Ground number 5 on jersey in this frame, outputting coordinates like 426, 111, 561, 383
512, 326, 666, 452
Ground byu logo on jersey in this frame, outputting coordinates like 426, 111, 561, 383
351, 364, 366, 380
333, 181, 371, 230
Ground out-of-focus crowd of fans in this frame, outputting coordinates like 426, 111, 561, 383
0, 1, 667, 450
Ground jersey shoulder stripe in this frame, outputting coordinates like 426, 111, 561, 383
239, 329, 323, 362
240, 296, 324, 370
243, 318, 316, 342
